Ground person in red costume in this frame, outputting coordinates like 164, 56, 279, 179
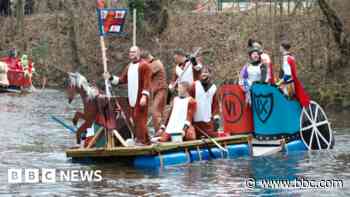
189, 66, 221, 138
140, 50, 167, 132
276, 41, 310, 107
153, 81, 197, 142
104, 46, 152, 145
2, 49, 21, 71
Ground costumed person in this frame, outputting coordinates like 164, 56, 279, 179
104, 46, 152, 145
140, 50, 167, 132
276, 41, 310, 107
153, 81, 197, 142
189, 66, 222, 138
248, 39, 275, 83
239, 46, 268, 104
2, 48, 20, 70
0, 61, 9, 87
169, 48, 203, 91
20, 54, 35, 91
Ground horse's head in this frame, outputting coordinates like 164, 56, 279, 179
65, 72, 80, 104
64, 72, 99, 104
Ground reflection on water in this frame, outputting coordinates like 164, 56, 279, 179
0, 90, 349, 196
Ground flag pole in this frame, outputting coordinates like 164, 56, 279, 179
100, 36, 111, 97
99, 34, 113, 148
133, 8, 137, 46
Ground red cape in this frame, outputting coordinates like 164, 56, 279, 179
288, 55, 310, 107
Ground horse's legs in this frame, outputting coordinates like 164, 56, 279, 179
72, 111, 85, 126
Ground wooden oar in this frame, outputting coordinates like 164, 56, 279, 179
50, 115, 76, 133
194, 126, 228, 152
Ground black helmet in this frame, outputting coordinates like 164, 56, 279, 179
248, 46, 261, 56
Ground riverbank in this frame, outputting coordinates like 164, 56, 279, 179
0, 1, 349, 108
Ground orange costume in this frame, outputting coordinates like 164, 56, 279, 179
110, 59, 151, 145
148, 58, 167, 131
157, 96, 197, 142
189, 81, 220, 138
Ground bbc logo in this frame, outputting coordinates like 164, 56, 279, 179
8, 168, 56, 183
8, 168, 103, 183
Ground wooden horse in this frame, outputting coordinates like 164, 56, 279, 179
65, 72, 133, 146
65, 72, 100, 144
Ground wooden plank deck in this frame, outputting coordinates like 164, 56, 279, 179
66, 135, 250, 158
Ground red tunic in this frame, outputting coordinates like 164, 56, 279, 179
111, 59, 152, 144
147, 58, 167, 131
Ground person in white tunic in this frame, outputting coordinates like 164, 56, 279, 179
153, 81, 197, 142
168, 48, 203, 91
104, 46, 152, 145
239, 46, 268, 104
247, 39, 275, 83
189, 66, 222, 138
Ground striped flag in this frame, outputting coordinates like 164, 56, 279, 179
97, 8, 128, 36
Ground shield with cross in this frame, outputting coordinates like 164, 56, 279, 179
252, 93, 274, 124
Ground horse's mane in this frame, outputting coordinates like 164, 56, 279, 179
68, 72, 99, 100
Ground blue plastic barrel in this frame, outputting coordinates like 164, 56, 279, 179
133, 143, 251, 168
285, 140, 307, 152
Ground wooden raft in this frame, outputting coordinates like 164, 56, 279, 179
66, 135, 249, 158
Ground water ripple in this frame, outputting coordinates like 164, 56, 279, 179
0, 90, 349, 196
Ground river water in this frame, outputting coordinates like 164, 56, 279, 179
0, 89, 349, 196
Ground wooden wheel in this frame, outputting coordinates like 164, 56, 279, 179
300, 101, 334, 150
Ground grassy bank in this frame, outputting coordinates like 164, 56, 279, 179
0, 0, 349, 108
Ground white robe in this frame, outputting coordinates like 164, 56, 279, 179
165, 97, 190, 135
194, 81, 217, 122
282, 56, 292, 76
127, 62, 139, 107
246, 64, 262, 87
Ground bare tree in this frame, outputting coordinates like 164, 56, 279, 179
318, 0, 350, 71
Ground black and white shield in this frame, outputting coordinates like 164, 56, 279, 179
253, 93, 274, 123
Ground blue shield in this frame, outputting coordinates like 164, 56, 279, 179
252, 93, 274, 123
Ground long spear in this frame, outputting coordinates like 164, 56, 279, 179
133, 8, 137, 46
194, 126, 228, 153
